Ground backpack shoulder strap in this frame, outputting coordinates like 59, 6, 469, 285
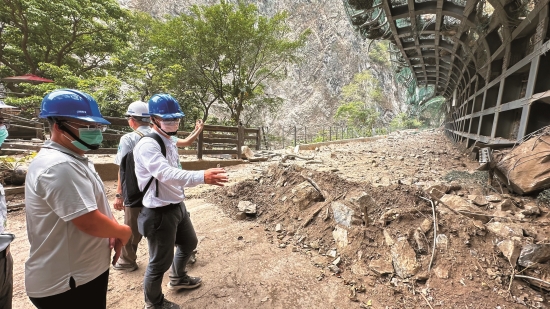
142, 132, 167, 197
144, 132, 167, 157
135, 130, 145, 138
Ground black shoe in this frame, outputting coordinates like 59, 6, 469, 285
144, 299, 180, 309
113, 262, 138, 272
167, 275, 202, 290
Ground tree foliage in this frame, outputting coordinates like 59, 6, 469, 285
0, 0, 131, 77
334, 101, 379, 130
335, 70, 387, 130
3, 63, 127, 118
368, 40, 390, 67
0, 0, 305, 130
160, 1, 309, 124
389, 112, 422, 130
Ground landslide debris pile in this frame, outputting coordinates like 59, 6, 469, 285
205, 162, 550, 308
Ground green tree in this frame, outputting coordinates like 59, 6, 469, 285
3, 63, 128, 118
390, 112, 422, 130
334, 101, 379, 131
0, 0, 131, 77
108, 11, 172, 101
368, 40, 390, 67
341, 71, 388, 108
160, 1, 309, 124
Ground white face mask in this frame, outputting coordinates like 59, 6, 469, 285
157, 119, 180, 135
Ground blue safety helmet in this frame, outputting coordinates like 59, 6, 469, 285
148, 94, 185, 119
39, 89, 110, 125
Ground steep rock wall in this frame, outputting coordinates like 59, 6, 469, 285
120, 0, 405, 128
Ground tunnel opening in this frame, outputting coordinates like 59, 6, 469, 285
501, 63, 530, 104
526, 101, 550, 136
469, 116, 480, 134
484, 83, 499, 110
479, 113, 494, 137
534, 51, 550, 94
473, 94, 483, 113
495, 108, 522, 140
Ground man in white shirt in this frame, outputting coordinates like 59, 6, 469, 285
112, 101, 152, 271
113, 101, 205, 271
25, 89, 132, 309
134, 94, 227, 309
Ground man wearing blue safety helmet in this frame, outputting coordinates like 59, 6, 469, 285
133, 94, 227, 309
24, 89, 132, 309
112, 100, 205, 272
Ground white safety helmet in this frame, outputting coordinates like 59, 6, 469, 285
125, 101, 150, 122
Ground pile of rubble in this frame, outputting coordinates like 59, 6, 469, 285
203, 129, 550, 308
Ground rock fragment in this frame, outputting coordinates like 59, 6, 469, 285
518, 244, 550, 267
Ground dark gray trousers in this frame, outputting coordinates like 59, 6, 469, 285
138, 203, 198, 306
0, 246, 13, 309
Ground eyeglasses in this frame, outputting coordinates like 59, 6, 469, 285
62, 120, 108, 132
126, 116, 151, 123
161, 119, 180, 125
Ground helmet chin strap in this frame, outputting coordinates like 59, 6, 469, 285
56, 121, 100, 150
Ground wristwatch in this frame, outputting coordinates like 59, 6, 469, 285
115, 193, 123, 199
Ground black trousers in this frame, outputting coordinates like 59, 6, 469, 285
29, 269, 109, 309
0, 246, 13, 309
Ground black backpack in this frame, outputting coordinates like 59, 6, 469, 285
120, 133, 166, 207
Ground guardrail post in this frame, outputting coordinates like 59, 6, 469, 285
262, 127, 269, 150
256, 127, 261, 150
294, 126, 297, 146
197, 130, 204, 160
329, 127, 332, 141
237, 124, 244, 159
36, 122, 43, 139
282, 126, 285, 149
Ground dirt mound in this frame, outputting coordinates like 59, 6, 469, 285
202, 163, 550, 308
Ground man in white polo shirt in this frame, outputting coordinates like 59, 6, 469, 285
112, 100, 153, 272
25, 89, 132, 309
134, 94, 227, 309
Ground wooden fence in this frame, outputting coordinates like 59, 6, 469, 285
2, 114, 261, 159
197, 125, 260, 159
1, 112, 45, 140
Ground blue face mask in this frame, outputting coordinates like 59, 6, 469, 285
0, 125, 8, 146
71, 128, 104, 151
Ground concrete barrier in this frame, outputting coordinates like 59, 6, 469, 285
297, 136, 385, 151
94, 160, 248, 181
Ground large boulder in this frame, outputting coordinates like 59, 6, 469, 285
439, 194, 490, 223
518, 244, 550, 267
291, 181, 323, 210
496, 134, 550, 194
331, 200, 364, 227
390, 237, 420, 278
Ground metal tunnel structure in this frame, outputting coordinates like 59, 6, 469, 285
344, 0, 550, 148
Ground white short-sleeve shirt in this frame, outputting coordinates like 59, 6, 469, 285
25, 141, 113, 298
114, 126, 151, 165
0, 183, 6, 234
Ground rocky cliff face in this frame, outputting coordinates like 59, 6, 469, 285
120, 0, 404, 129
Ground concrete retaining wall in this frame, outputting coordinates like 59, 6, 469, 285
94, 160, 247, 181
297, 136, 385, 151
